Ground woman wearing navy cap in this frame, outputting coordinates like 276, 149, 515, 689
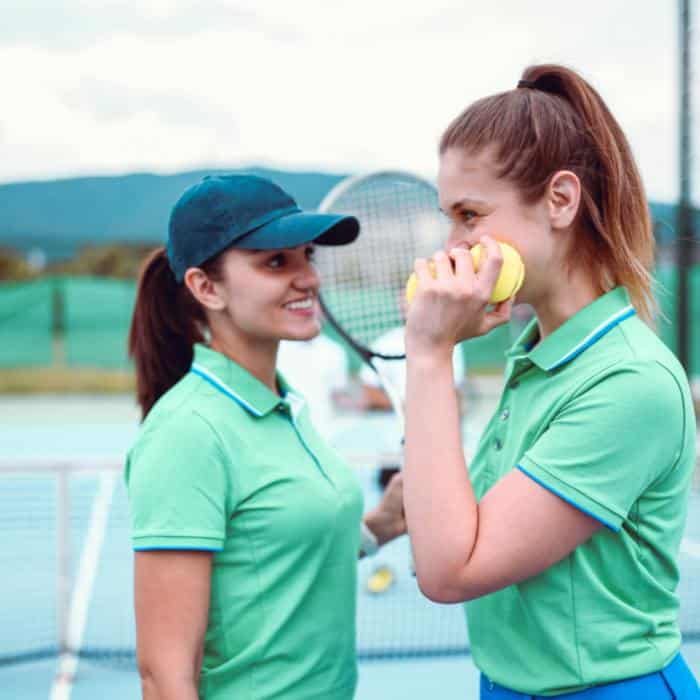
125, 174, 406, 700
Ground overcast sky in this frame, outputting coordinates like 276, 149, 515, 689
1, 0, 698, 204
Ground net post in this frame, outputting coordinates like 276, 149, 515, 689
677, 0, 693, 374
51, 277, 66, 368
56, 467, 71, 655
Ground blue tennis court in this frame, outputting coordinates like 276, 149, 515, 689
1, 390, 699, 699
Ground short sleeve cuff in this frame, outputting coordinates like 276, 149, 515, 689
517, 457, 623, 532
133, 534, 224, 551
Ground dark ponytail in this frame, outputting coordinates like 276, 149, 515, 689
440, 63, 656, 322
128, 248, 210, 419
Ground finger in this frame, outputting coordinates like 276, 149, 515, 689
482, 298, 514, 333
413, 257, 433, 285
432, 249, 453, 279
388, 471, 404, 488
475, 235, 504, 293
449, 246, 476, 284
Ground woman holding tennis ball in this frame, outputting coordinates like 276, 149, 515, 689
403, 64, 699, 698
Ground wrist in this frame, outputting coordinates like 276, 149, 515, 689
405, 329, 455, 361
363, 507, 403, 547
360, 520, 379, 556
406, 351, 455, 376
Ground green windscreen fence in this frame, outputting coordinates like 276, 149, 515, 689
63, 278, 136, 369
655, 264, 700, 375
0, 277, 135, 370
0, 279, 53, 367
0, 269, 699, 374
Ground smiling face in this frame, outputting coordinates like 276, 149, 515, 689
437, 147, 559, 307
226, 244, 322, 342
189, 243, 323, 347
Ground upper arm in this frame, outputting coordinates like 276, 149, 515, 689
126, 412, 231, 552
135, 550, 212, 681
518, 362, 685, 529
126, 413, 231, 684
437, 362, 685, 603
444, 469, 601, 601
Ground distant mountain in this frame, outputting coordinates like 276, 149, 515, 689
0, 167, 695, 261
0, 167, 348, 261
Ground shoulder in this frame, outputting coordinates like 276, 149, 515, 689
129, 400, 223, 471
576, 356, 687, 419
582, 315, 691, 412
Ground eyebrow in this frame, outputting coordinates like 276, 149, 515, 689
442, 197, 490, 213
244, 244, 314, 255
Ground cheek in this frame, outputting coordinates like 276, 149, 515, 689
503, 204, 549, 248
223, 284, 276, 324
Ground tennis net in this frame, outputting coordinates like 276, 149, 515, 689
1, 459, 699, 669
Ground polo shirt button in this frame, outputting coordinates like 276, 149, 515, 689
488, 680, 494, 691
494, 438, 503, 451
500, 409, 510, 421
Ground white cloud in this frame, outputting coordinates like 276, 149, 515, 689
0, 0, 697, 204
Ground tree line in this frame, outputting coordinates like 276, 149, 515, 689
0, 244, 156, 281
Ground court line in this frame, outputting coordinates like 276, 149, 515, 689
49, 472, 117, 700
681, 537, 700, 559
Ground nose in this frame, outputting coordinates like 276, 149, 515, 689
445, 224, 475, 252
294, 260, 321, 293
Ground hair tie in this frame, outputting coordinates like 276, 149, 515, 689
517, 79, 537, 90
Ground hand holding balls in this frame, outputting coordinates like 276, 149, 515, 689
405, 241, 525, 306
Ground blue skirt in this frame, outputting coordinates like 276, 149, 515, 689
480, 653, 699, 699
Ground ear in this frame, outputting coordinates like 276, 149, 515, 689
546, 170, 581, 230
183, 267, 226, 311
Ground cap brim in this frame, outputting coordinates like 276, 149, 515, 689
234, 211, 360, 250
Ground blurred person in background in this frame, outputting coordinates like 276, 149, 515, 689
333, 294, 467, 484
404, 64, 700, 699
125, 174, 406, 700
331, 302, 466, 594
277, 329, 350, 436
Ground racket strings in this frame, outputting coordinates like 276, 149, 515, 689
316, 175, 447, 350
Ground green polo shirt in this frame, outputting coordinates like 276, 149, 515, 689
125, 344, 363, 700
466, 287, 696, 695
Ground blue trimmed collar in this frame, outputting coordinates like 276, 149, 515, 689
190, 343, 302, 417
507, 287, 637, 372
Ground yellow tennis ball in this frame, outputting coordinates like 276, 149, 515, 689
405, 241, 525, 305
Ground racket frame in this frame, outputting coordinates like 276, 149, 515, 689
317, 169, 441, 441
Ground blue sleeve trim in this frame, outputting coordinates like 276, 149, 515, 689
516, 464, 620, 532
133, 546, 222, 552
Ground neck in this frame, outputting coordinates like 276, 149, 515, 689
530, 267, 600, 341
209, 327, 279, 393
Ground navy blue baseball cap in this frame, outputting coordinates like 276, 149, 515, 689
166, 174, 359, 282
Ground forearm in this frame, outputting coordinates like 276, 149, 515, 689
404, 352, 477, 601
140, 671, 200, 700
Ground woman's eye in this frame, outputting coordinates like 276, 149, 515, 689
461, 210, 478, 223
268, 254, 285, 269
305, 246, 316, 261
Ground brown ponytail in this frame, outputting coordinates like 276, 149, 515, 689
440, 64, 656, 322
128, 248, 220, 419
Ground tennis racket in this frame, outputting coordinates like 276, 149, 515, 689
315, 170, 448, 439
